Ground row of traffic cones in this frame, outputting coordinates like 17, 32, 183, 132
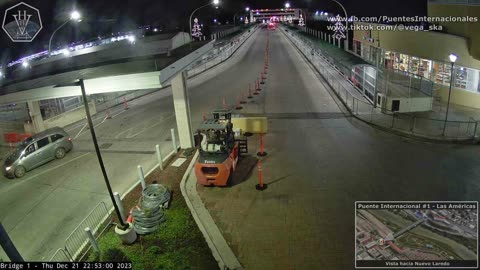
256, 31, 270, 192
215, 31, 271, 114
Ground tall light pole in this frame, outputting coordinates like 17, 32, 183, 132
442, 53, 458, 136
48, 10, 81, 55
234, 7, 250, 26
189, 0, 220, 39
329, 0, 349, 50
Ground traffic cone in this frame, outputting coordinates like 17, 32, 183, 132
257, 134, 268, 157
106, 109, 111, 119
123, 97, 129, 110
255, 160, 268, 191
235, 96, 243, 110
260, 73, 265, 84
240, 91, 247, 104
256, 78, 261, 91
248, 84, 253, 99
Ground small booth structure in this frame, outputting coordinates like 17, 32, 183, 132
351, 64, 434, 113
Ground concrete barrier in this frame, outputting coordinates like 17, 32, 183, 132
43, 101, 97, 129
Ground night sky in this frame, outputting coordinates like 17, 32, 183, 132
0, 0, 427, 64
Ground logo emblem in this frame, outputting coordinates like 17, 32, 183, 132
3, 2, 42, 42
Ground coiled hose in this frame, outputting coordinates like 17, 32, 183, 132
132, 184, 171, 234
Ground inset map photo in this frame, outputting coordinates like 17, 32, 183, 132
355, 202, 478, 268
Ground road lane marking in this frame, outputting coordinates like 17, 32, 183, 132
74, 123, 88, 139
127, 114, 175, 138
0, 152, 91, 195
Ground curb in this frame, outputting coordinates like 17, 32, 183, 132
180, 150, 243, 270
281, 27, 478, 145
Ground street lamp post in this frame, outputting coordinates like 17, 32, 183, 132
48, 10, 81, 55
77, 79, 129, 230
189, 0, 220, 39
234, 7, 250, 26
442, 53, 458, 136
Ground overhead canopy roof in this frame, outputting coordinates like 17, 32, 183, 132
0, 40, 215, 105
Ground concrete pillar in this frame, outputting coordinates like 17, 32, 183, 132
27, 100, 45, 133
171, 71, 194, 149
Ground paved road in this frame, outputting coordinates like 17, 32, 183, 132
2, 25, 480, 268
0, 28, 260, 261
197, 27, 480, 270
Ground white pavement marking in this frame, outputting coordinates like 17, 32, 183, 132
74, 123, 88, 139
73, 116, 107, 139
0, 153, 91, 195
127, 114, 175, 139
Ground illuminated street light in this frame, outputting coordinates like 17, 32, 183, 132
70, 11, 81, 21
22, 62, 29, 68
443, 53, 459, 136
449, 53, 458, 63
153, 28, 158, 32
189, 0, 221, 40
285, 2, 291, 8
48, 10, 82, 55
246, 7, 250, 12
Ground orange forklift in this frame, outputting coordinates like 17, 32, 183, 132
194, 110, 248, 186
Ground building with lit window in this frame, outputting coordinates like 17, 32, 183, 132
352, 0, 480, 109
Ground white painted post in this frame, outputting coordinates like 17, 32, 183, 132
113, 192, 126, 222
84, 227, 100, 253
171, 128, 178, 152
156, 144, 164, 170
328, 35, 331, 44
338, 39, 341, 48
137, 165, 146, 190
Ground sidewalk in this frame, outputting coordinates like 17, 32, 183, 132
289, 26, 480, 122
285, 26, 480, 141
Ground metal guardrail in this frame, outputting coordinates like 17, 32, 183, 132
283, 27, 479, 142
186, 26, 258, 78
49, 201, 112, 262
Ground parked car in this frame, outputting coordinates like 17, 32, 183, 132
2, 127, 73, 178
